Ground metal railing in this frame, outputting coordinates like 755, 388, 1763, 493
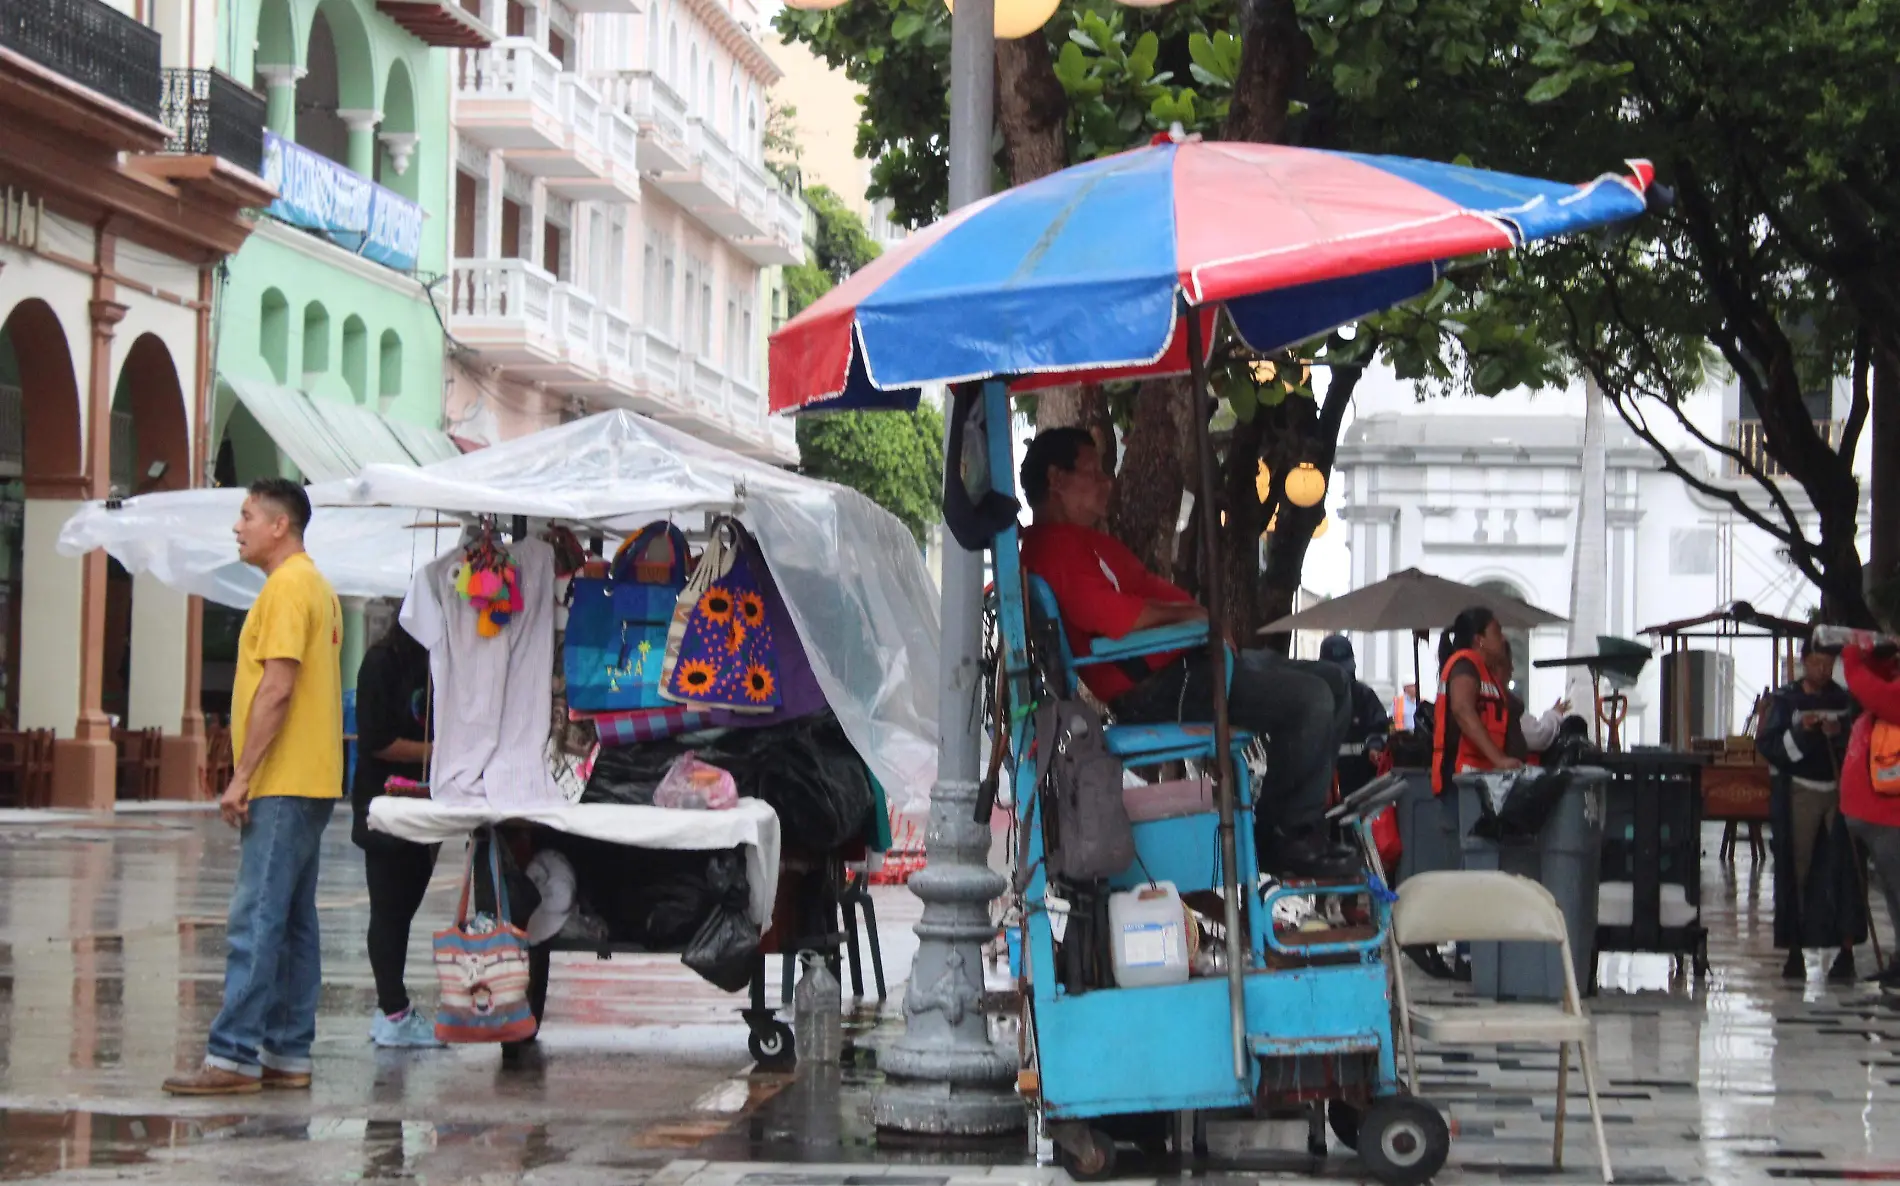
0, 0, 162, 121
160, 69, 266, 174
1725, 418, 1845, 479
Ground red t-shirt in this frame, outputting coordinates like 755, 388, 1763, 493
1019, 521, 1194, 703
1841, 646, 1900, 828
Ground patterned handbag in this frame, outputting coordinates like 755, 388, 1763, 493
564, 522, 689, 712
658, 517, 783, 713
433, 836, 539, 1044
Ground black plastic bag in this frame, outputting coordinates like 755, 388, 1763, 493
581, 712, 874, 852
682, 849, 758, 992
1466, 769, 1579, 843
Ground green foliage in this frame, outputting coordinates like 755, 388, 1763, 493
796, 406, 947, 545
783, 184, 884, 321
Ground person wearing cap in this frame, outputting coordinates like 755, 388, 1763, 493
1318, 634, 1392, 796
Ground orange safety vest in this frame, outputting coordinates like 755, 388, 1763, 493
1432, 648, 1510, 795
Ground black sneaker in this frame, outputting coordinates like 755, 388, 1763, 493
1830, 950, 1858, 984
1265, 828, 1361, 881
1782, 950, 1807, 980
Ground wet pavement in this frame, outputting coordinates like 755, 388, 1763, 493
2, 806, 1900, 1184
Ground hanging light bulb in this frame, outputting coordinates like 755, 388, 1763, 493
944, 0, 1062, 40
1255, 459, 1272, 504
1284, 461, 1327, 509
785, 0, 851, 8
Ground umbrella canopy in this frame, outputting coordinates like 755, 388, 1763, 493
769, 136, 1654, 412
1258, 567, 1567, 635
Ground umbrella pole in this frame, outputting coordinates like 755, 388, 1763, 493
1412, 633, 1423, 719
1184, 308, 1249, 1085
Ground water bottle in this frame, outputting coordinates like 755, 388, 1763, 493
792, 951, 843, 1066
1813, 625, 1900, 652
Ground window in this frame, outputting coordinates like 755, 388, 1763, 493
643, 230, 660, 324
668, 24, 679, 85
453, 171, 478, 259
341, 315, 368, 403
739, 290, 755, 380
260, 290, 289, 383
748, 98, 759, 160
500, 198, 524, 259
725, 297, 738, 373
301, 302, 330, 376
647, 2, 662, 70
378, 330, 402, 402
681, 256, 699, 347
544, 223, 565, 281
699, 276, 713, 358
663, 248, 676, 334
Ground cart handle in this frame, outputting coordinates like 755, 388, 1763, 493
1261, 882, 1389, 958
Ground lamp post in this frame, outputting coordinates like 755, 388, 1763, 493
870, 0, 1026, 1139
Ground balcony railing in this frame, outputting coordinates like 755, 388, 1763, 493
160, 69, 266, 175
457, 37, 561, 108
1725, 418, 1845, 479
689, 120, 737, 202
0, 0, 162, 121
556, 73, 604, 160
450, 257, 555, 330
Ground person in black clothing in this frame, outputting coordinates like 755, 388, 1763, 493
1757, 641, 1865, 982
1318, 634, 1392, 796
351, 617, 443, 1047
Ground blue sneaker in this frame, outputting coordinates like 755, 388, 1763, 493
370, 1008, 445, 1049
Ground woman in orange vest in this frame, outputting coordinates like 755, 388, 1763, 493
1432, 606, 1520, 795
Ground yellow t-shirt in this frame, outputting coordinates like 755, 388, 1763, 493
232, 551, 344, 800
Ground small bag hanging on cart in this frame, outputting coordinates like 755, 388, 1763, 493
565, 521, 690, 712
659, 517, 783, 713
434, 834, 539, 1044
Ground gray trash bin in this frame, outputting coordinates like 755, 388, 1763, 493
1393, 767, 1463, 885
1454, 768, 1608, 1002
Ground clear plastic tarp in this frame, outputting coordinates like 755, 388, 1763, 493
57, 412, 942, 811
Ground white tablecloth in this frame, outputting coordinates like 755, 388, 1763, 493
367, 797, 781, 928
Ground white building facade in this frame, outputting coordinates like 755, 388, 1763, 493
445, 0, 804, 461
1333, 377, 1873, 746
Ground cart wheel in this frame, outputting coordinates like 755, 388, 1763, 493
1327, 1100, 1363, 1151
1358, 1096, 1449, 1186
748, 1020, 795, 1071
1057, 1127, 1118, 1181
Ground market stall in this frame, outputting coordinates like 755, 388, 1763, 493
58, 410, 941, 1065
1641, 603, 1807, 863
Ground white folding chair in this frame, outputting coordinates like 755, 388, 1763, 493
1391, 871, 1614, 1184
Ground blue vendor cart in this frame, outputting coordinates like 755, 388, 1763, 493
765, 130, 1661, 1183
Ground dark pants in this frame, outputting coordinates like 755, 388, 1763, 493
364, 839, 440, 1016
1116, 649, 1349, 833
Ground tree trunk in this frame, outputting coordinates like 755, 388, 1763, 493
1256, 364, 1364, 649
1109, 379, 1191, 579
1223, 0, 1309, 144
995, 36, 1066, 187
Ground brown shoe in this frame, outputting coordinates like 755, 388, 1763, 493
162, 1066, 262, 1096
261, 1066, 312, 1090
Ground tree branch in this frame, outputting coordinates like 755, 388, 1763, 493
1841, 329, 1872, 462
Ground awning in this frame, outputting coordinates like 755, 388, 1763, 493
222, 375, 461, 478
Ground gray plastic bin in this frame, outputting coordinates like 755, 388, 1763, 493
1455, 769, 1608, 1002
1392, 768, 1463, 884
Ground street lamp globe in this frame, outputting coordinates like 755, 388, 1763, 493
1284, 461, 1327, 508
944, 0, 1063, 39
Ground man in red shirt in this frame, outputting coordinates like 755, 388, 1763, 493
1840, 639, 1900, 990
1018, 429, 1355, 879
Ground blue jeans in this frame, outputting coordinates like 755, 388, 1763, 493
206, 796, 335, 1077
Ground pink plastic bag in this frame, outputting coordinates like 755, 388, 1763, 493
654, 752, 738, 810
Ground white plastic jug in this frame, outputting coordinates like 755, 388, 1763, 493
1108, 882, 1190, 988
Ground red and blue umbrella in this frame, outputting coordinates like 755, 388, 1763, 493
768, 135, 1654, 413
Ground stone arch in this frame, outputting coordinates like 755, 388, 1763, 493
302, 301, 330, 376
378, 329, 402, 403
668, 23, 680, 87
0, 299, 83, 495
253, 0, 301, 76
647, 0, 663, 69
728, 69, 739, 143
378, 57, 420, 200
111, 334, 190, 496
341, 315, 369, 403
687, 42, 698, 103
260, 288, 290, 383
298, 0, 379, 167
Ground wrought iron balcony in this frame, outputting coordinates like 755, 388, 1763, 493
1724, 417, 1845, 479
161, 69, 266, 176
0, 0, 162, 121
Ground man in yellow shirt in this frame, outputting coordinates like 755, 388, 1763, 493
165, 478, 343, 1095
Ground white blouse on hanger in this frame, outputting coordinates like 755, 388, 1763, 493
400, 536, 561, 809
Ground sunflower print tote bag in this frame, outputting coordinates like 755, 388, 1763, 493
659, 518, 783, 713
